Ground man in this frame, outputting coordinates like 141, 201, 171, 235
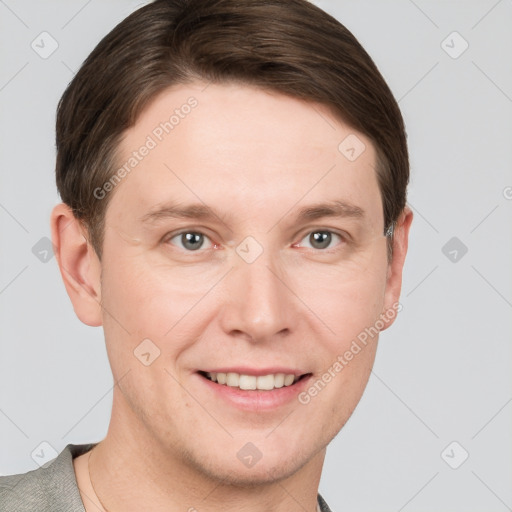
0, 0, 412, 510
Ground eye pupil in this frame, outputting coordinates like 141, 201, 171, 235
310, 231, 331, 249
182, 232, 203, 250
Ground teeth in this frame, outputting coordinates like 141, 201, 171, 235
273, 373, 285, 388
204, 371, 299, 390
239, 375, 256, 390
284, 374, 295, 386
226, 372, 239, 387
257, 374, 275, 390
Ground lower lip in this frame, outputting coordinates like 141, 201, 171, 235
197, 373, 312, 412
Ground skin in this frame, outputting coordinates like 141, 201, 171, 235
51, 82, 412, 512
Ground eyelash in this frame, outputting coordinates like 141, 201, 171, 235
164, 229, 347, 253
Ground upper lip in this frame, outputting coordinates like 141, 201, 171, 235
198, 367, 309, 377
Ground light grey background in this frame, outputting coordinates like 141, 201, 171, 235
1, 1, 511, 511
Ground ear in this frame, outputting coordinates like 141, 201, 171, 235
50, 203, 103, 326
380, 206, 413, 331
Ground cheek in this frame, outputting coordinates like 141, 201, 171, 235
295, 251, 389, 346
100, 252, 213, 336
302, 253, 388, 425
98, 252, 224, 385
98, 255, 170, 372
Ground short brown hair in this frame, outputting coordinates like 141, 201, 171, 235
56, 0, 408, 259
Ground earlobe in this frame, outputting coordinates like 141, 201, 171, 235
380, 206, 413, 331
50, 203, 103, 327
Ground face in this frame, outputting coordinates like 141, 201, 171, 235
95, 82, 403, 484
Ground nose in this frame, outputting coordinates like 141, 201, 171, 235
218, 248, 298, 343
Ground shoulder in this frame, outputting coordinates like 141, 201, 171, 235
318, 492, 334, 512
0, 443, 96, 512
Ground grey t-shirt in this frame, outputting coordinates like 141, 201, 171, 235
0, 444, 333, 511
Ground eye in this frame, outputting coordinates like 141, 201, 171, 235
296, 230, 344, 250
167, 231, 213, 251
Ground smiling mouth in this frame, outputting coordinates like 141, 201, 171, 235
198, 371, 311, 391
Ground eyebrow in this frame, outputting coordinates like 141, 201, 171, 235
141, 203, 216, 223
140, 200, 365, 226
294, 200, 364, 222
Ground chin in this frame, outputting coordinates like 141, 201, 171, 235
182, 442, 315, 488
201, 458, 306, 488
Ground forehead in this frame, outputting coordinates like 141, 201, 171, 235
107, 82, 382, 228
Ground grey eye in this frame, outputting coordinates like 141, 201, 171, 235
299, 230, 342, 250
310, 231, 331, 249
169, 232, 212, 251
181, 232, 204, 250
